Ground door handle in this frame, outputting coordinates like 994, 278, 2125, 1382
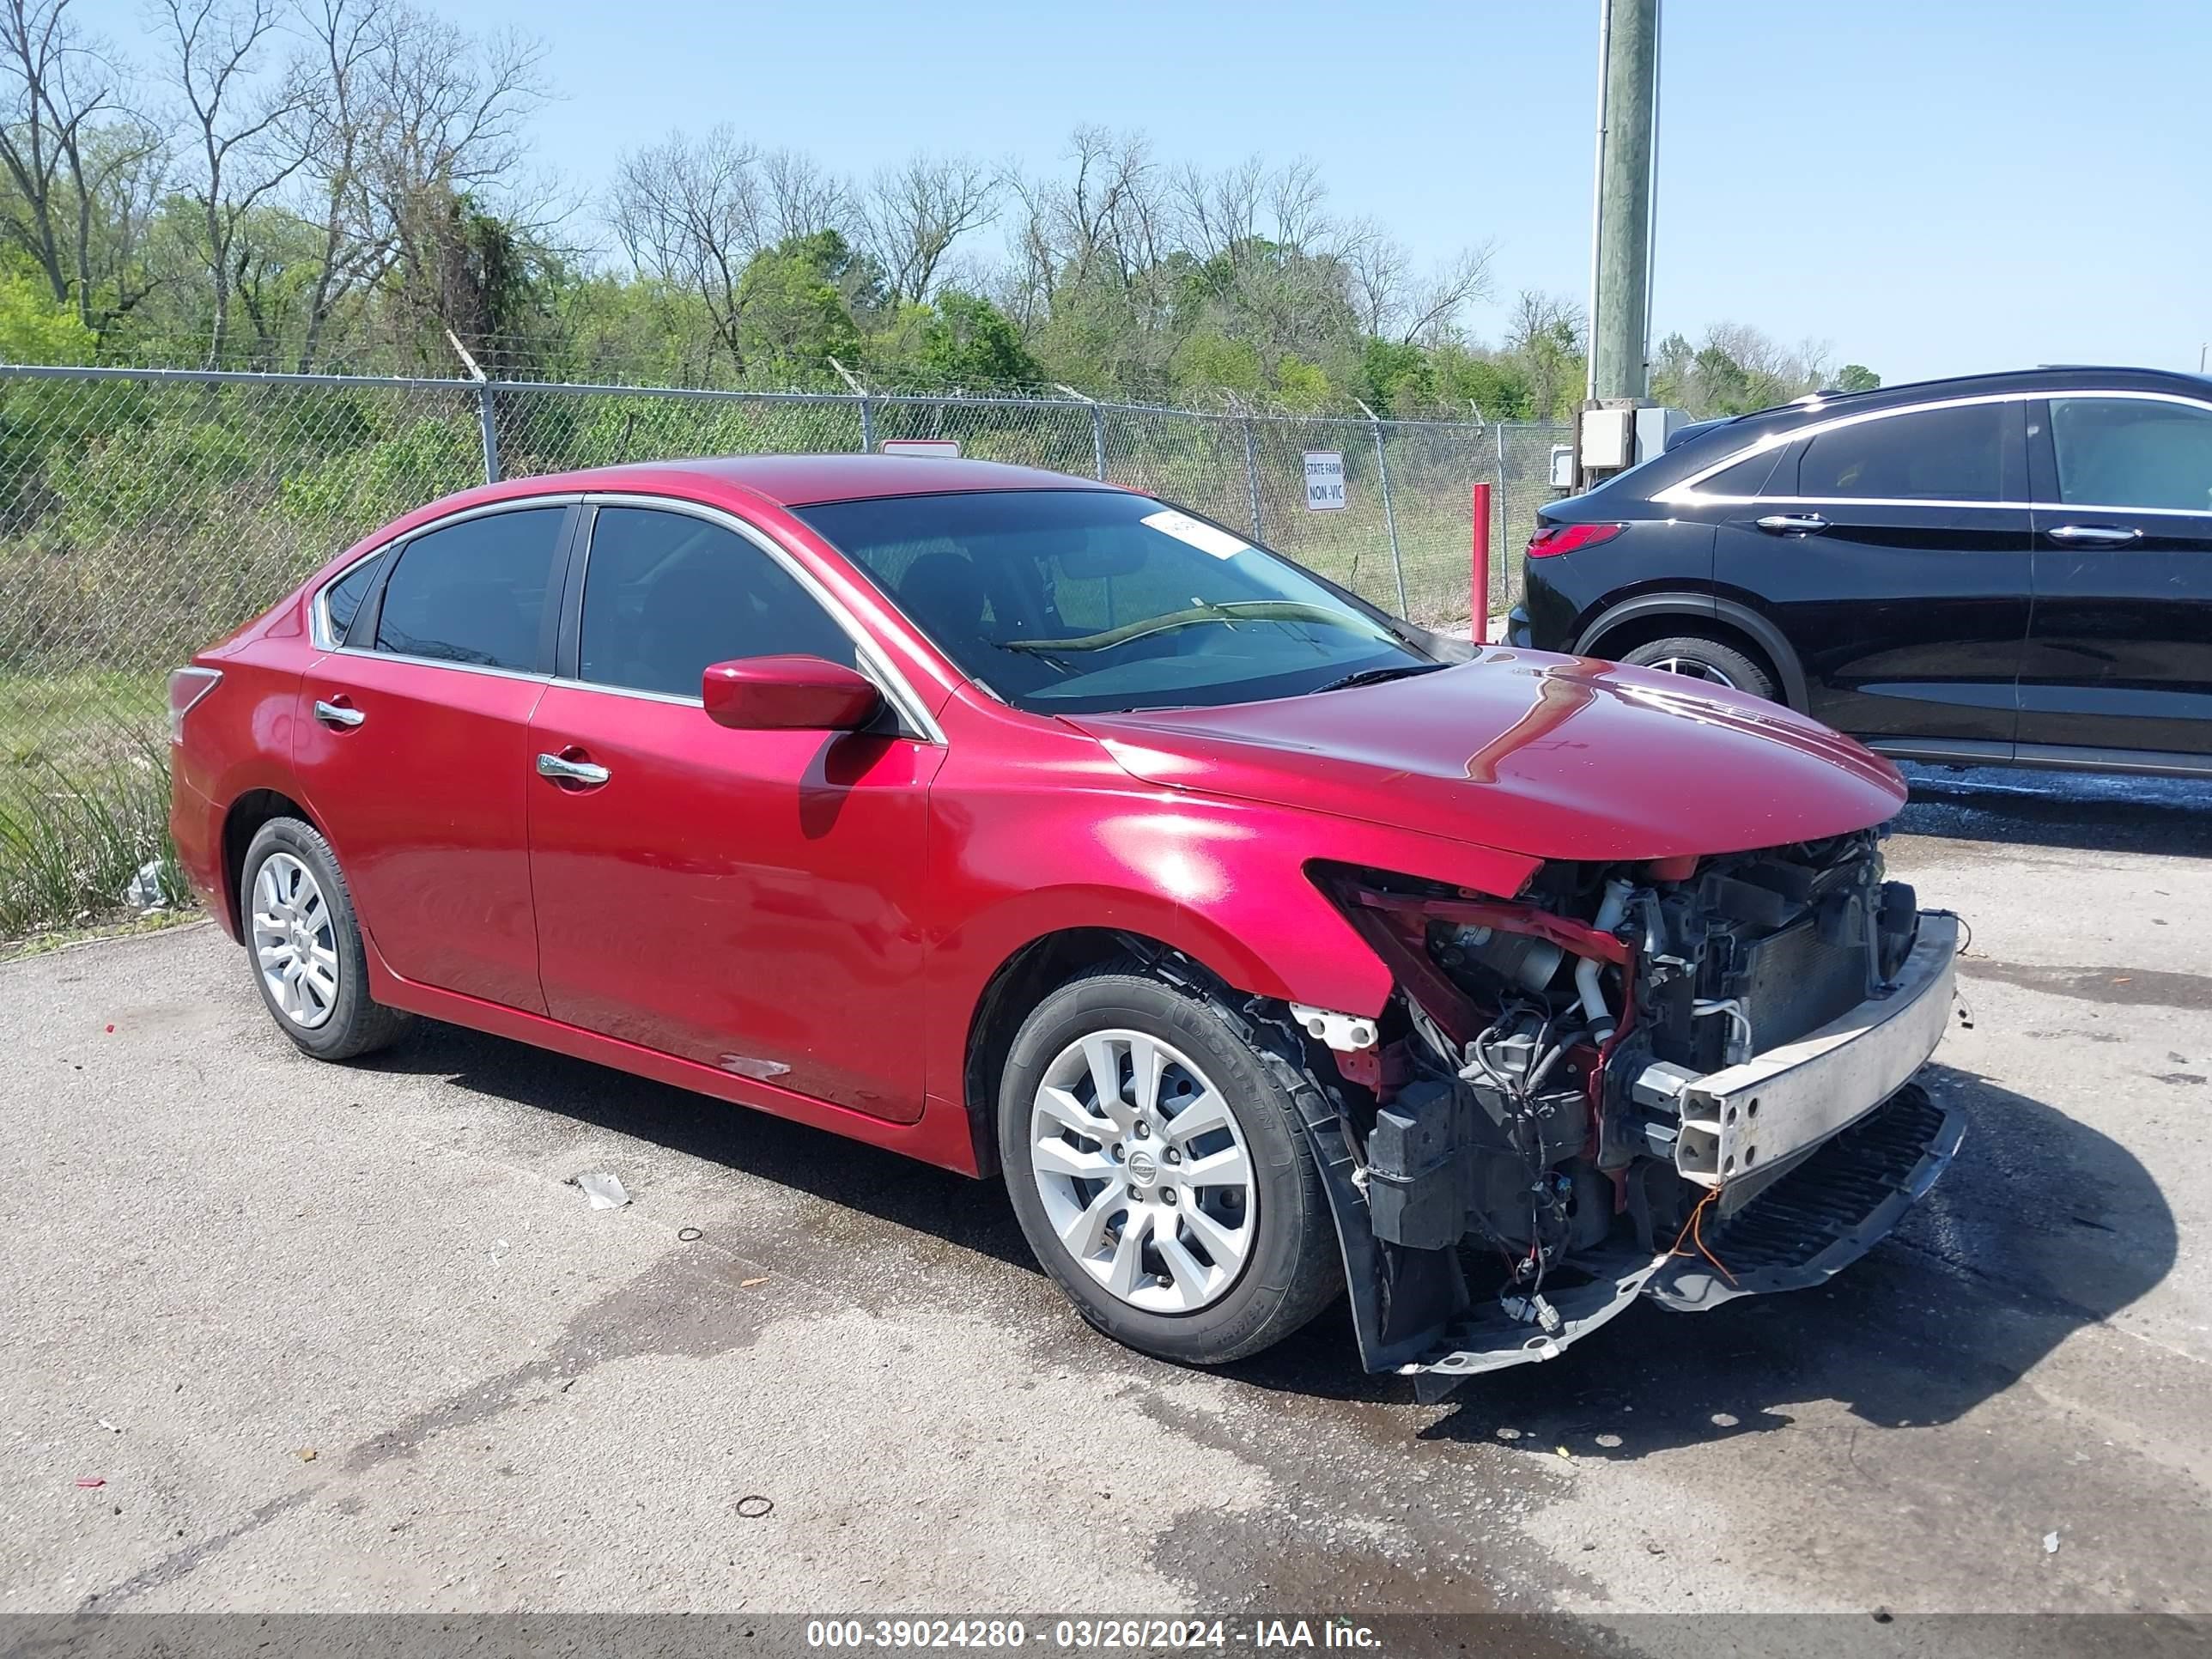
313, 699, 365, 728
536, 751, 611, 787
2045, 524, 2142, 547
1756, 514, 1830, 536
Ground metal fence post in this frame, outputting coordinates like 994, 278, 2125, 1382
442, 331, 498, 483
830, 357, 872, 451
477, 382, 501, 483
1494, 421, 1508, 602
1358, 402, 1409, 616
1055, 384, 1107, 480
1241, 416, 1263, 540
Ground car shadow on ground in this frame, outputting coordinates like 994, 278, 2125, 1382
368, 1001, 2180, 1461
369, 1018, 1042, 1274
1221, 1060, 2179, 1457
1896, 763, 2212, 857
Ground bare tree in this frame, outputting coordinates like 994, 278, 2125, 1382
859, 152, 998, 306
0, 0, 166, 332
153, 0, 307, 365
284, 0, 381, 368
1504, 289, 1588, 419
1340, 218, 1407, 336
760, 146, 848, 243
610, 125, 769, 371
1400, 245, 1496, 345
1168, 154, 1264, 264
1346, 228, 1493, 345
281, 0, 545, 368
359, 9, 547, 355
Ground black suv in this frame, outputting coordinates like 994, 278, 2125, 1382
1511, 367, 2212, 777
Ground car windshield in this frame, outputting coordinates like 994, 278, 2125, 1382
793, 489, 1436, 714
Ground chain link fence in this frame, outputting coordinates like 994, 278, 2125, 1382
0, 362, 1566, 934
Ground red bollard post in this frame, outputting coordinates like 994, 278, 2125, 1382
1470, 481, 1493, 644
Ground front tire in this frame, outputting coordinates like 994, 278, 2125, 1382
999, 965, 1340, 1365
239, 817, 410, 1062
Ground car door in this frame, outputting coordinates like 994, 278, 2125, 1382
526, 500, 945, 1122
1709, 398, 2032, 751
293, 502, 574, 1012
2021, 393, 2212, 761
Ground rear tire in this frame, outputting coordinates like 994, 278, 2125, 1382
1619, 634, 1777, 701
239, 817, 410, 1062
999, 964, 1341, 1365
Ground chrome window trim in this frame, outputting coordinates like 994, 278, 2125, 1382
1655, 386, 2212, 512
320, 494, 584, 663
1672, 495, 2036, 511
1653, 391, 2031, 507
331, 650, 554, 685
571, 492, 946, 746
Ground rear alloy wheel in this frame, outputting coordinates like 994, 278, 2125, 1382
1619, 634, 1777, 702
240, 817, 411, 1062
999, 966, 1340, 1365
251, 851, 338, 1030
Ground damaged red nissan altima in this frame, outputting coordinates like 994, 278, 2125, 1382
168, 456, 1962, 1394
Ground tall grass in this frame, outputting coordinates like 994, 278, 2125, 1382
0, 732, 182, 937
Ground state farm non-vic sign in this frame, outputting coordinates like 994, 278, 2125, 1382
1304, 452, 1346, 510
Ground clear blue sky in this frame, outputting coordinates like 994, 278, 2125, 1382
97, 0, 2212, 385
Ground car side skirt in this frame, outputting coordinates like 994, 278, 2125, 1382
1870, 737, 2212, 780
361, 946, 987, 1176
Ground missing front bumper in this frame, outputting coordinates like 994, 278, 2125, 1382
1395, 1081, 1963, 1399
1640, 914, 1960, 1202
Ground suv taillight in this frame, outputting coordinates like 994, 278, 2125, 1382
167, 666, 222, 742
1527, 521, 1628, 558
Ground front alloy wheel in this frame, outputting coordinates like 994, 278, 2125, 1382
999, 965, 1341, 1366
1029, 1029, 1256, 1314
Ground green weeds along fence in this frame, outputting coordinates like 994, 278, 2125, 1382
0, 362, 1567, 934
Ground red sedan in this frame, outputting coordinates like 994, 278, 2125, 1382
168, 457, 1962, 1389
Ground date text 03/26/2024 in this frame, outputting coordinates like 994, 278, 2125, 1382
804, 1620, 1383, 1650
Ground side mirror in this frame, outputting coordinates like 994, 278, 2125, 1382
701, 655, 883, 732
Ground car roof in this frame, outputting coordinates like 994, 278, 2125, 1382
1582, 364, 2212, 505
1690, 364, 2210, 441
348, 454, 1126, 557
554, 454, 1114, 507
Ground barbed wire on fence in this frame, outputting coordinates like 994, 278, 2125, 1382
0, 360, 1568, 934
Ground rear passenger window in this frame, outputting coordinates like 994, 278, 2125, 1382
321, 552, 382, 646
1796, 404, 2007, 501
1696, 447, 1790, 498
374, 509, 565, 672
578, 507, 856, 698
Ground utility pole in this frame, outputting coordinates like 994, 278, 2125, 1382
1590, 0, 1660, 402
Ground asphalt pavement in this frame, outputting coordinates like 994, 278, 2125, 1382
3, 766, 2208, 1626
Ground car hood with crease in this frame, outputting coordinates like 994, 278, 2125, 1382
1073, 648, 1907, 863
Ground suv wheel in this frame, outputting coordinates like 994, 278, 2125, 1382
1619, 634, 1777, 701
240, 817, 411, 1062
998, 965, 1341, 1365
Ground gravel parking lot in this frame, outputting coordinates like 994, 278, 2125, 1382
3, 768, 2208, 1626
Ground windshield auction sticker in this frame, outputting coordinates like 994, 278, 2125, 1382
1140, 509, 1252, 559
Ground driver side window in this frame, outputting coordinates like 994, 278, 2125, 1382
576, 507, 856, 699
